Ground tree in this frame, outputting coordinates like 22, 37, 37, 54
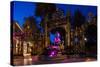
85, 23, 97, 57
35, 3, 56, 17
23, 16, 37, 31
74, 9, 86, 27
23, 16, 38, 40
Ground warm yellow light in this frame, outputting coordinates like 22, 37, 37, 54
27, 26, 30, 29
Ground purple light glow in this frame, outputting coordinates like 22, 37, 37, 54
54, 37, 61, 43
56, 32, 60, 37
51, 52, 55, 55
54, 32, 61, 44
49, 54, 53, 57
49, 51, 56, 57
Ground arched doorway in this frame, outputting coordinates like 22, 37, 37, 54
50, 27, 66, 56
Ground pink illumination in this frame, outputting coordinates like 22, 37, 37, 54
50, 54, 53, 57
51, 52, 55, 55
54, 37, 61, 43
52, 46, 58, 49
54, 32, 61, 44
49, 51, 56, 57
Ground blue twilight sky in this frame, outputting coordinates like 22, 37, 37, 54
12, 1, 97, 43
12, 1, 97, 27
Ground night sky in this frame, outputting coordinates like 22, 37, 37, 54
12, 1, 97, 43
12, 1, 97, 27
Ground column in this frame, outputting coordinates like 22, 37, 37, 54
44, 14, 48, 48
